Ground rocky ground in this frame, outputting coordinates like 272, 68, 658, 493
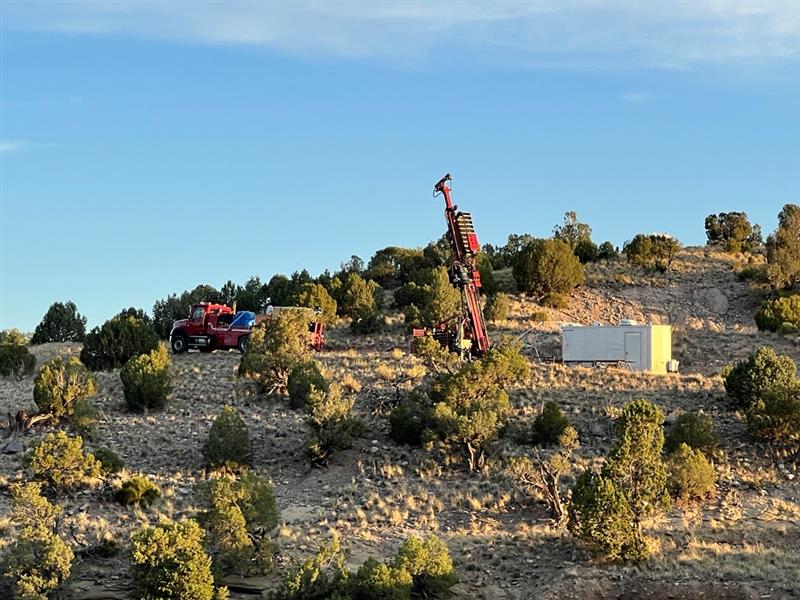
1, 248, 799, 599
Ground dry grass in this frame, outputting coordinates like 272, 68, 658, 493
0, 248, 798, 599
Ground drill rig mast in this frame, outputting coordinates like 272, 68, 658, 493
428, 173, 491, 358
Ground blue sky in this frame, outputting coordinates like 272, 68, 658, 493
1, 1, 799, 331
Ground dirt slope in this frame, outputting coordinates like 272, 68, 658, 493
1, 248, 799, 599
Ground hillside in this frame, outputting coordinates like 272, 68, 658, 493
1, 247, 799, 600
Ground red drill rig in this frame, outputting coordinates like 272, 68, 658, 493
414, 173, 491, 358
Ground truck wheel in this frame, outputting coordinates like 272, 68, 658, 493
238, 336, 249, 353
171, 334, 188, 354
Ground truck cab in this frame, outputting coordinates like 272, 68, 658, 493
169, 302, 324, 354
170, 303, 251, 353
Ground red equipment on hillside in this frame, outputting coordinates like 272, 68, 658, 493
169, 303, 324, 354
414, 173, 491, 358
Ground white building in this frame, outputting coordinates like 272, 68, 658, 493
561, 321, 675, 374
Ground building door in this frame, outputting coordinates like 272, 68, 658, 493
624, 332, 642, 368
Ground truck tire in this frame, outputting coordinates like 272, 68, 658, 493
238, 335, 249, 353
171, 333, 188, 354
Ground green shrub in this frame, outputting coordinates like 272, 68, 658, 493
597, 241, 617, 261
392, 535, 457, 597
395, 342, 530, 463
605, 399, 670, 521
667, 444, 715, 501
568, 399, 669, 561
0, 329, 27, 345
31, 301, 87, 344
26, 431, 100, 489
117, 306, 153, 323
513, 238, 584, 297
484, 293, 510, 322
574, 239, 599, 263
305, 384, 364, 465
481, 233, 536, 270
704, 212, 761, 253
288, 360, 329, 411
80, 314, 159, 371
389, 391, 432, 447
236, 470, 279, 530
271, 534, 350, 600
352, 536, 457, 599
295, 283, 337, 324
0, 343, 36, 379
200, 477, 251, 576
198, 471, 278, 576
33, 356, 96, 420
203, 406, 252, 469
623, 234, 681, 272
766, 203, 800, 290
434, 388, 505, 457
426, 342, 530, 471
366, 246, 427, 287
532, 401, 570, 446
755, 294, 800, 332
353, 558, 412, 600
350, 308, 384, 335
1, 483, 74, 600
402, 304, 424, 331
265, 274, 299, 308
746, 387, 800, 445
121, 343, 172, 411
272, 533, 457, 600
409, 334, 459, 372
567, 470, 643, 562
239, 309, 311, 395
130, 519, 228, 600
476, 253, 497, 295
723, 346, 798, 408
417, 267, 461, 328
664, 412, 718, 455
94, 447, 124, 475
234, 276, 273, 313
70, 398, 98, 436
116, 476, 161, 506
338, 273, 382, 318
393, 282, 428, 309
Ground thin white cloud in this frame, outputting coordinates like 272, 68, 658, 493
620, 92, 652, 105
0, 140, 27, 153
2, 1, 799, 68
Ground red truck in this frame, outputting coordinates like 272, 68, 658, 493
169, 303, 324, 354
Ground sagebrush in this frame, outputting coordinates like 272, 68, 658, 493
130, 520, 228, 600
26, 431, 100, 489
203, 406, 252, 468
121, 343, 172, 411
1, 483, 74, 600
33, 356, 97, 420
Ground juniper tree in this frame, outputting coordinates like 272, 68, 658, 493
766, 204, 800, 290
31, 301, 87, 344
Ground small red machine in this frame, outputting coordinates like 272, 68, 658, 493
413, 173, 491, 358
170, 303, 324, 354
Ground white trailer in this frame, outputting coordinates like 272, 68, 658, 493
561, 322, 674, 374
